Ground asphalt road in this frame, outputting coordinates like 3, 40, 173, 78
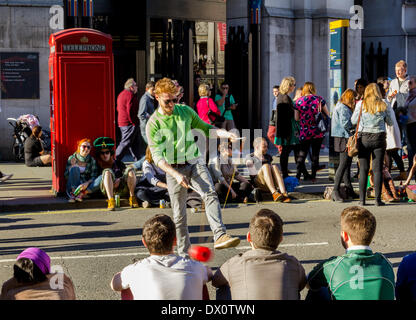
0, 199, 415, 300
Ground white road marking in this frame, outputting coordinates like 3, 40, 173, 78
0, 242, 329, 263
236, 242, 329, 250
0, 252, 148, 263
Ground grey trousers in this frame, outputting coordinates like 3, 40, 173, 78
166, 163, 227, 257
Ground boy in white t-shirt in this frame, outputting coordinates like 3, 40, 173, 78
110, 214, 212, 300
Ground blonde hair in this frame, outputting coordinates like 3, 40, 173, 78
395, 60, 407, 69
340, 89, 356, 110
155, 77, 178, 96
124, 78, 136, 89
279, 77, 296, 95
301, 82, 316, 96
362, 83, 387, 114
145, 146, 153, 164
198, 84, 210, 97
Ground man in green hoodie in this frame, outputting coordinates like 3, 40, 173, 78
146, 78, 241, 257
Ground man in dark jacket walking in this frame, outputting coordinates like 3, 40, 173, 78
138, 81, 156, 144
116, 78, 140, 161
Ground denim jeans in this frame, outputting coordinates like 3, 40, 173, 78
66, 167, 99, 196
132, 155, 146, 171
166, 162, 226, 257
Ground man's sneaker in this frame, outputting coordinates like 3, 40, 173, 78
272, 191, 284, 202
142, 201, 151, 208
214, 234, 240, 249
0, 173, 13, 183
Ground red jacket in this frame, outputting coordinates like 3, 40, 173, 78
117, 89, 139, 127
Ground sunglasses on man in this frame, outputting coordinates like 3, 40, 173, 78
162, 98, 176, 105
100, 150, 111, 155
81, 145, 91, 150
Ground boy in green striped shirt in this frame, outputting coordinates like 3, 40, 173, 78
306, 206, 395, 300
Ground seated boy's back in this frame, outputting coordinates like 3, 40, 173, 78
111, 214, 211, 300
306, 206, 395, 300
213, 248, 305, 300
120, 254, 208, 300
212, 209, 306, 300
308, 249, 394, 300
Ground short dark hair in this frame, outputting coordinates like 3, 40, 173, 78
249, 209, 283, 251
221, 81, 229, 87
146, 81, 155, 90
273, 85, 279, 90
341, 206, 376, 246
355, 78, 368, 90
377, 76, 388, 83
14, 258, 47, 284
142, 214, 176, 254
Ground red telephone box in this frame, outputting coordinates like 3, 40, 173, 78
49, 28, 115, 195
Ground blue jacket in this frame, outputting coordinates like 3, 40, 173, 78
331, 102, 353, 138
396, 252, 416, 301
351, 101, 393, 133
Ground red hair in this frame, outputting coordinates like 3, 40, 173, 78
76, 138, 91, 154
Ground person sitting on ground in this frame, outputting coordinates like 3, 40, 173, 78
368, 156, 400, 202
306, 206, 395, 300
24, 125, 51, 167
135, 146, 170, 208
110, 214, 212, 300
245, 137, 291, 203
64, 138, 99, 203
208, 140, 253, 204
212, 209, 306, 300
93, 137, 139, 211
396, 251, 416, 301
0, 170, 13, 183
0, 247, 76, 300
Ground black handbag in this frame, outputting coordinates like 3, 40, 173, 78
206, 98, 225, 126
314, 101, 330, 133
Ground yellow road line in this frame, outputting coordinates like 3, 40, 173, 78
2, 208, 113, 217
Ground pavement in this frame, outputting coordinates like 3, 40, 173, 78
0, 153, 351, 213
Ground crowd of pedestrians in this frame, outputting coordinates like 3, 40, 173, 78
2, 60, 416, 301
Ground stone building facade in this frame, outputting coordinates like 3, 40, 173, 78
0, 0, 62, 160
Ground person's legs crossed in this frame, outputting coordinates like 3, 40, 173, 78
66, 166, 81, 196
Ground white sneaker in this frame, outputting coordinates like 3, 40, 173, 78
142, 201, 151, 208
0, 173, 13, 183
